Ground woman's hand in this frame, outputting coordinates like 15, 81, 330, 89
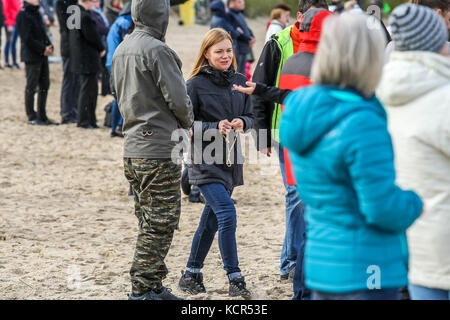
231, 118, 244, 132
219, 119, 233, 135
233, 81, 256, 95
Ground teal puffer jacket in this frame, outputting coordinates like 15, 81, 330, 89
280, 85, 423, 293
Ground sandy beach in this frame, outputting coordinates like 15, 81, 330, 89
0, 15, 294, 300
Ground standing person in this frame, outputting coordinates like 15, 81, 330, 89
385, 0, 449, 62
16, 0, 57, 125
235, 8, 333, 300
103, 0, 120, 25
178, 28, 254, 298
210, 0, 241, 49
3, 0, 22, 69
265, 8, 291, 43
251, 0, 328, 286
377, 4, 450, 300
106, 0, 132, 137
228, 0, 254, 74
69, 0, 106, 129
280, 13, 423, 300
91, 0, 110, 96
55, 0, 80, 124
112, 0, 194, 300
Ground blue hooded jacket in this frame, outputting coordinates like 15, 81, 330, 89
280, 85, 423, 293
106, 2, 132, 72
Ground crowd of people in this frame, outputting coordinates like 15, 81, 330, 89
2, 0, 449, 301
113, 0, 449, 301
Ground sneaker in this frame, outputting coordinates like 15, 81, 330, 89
178, 270, 206, 295
28, 119, 39, 125
110, 131, 124, 138
229, 276, 251, 298
38, 119, 59, 126
128, 287, 183, 300
280, 263, 296, 282
13, 63, 20, 69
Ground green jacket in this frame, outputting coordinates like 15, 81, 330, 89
112, 0, 194, 159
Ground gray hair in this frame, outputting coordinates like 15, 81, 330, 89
311, 13, 386, 98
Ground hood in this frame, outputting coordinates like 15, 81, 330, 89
377, 50, 450, 106
281, 85, 386, 155
132, 0, 169, 41
120, 1, 132, 16
299, 8, 332, 54
210, 0, 227, 18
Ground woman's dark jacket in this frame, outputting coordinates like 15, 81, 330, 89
15, 2, 52, 64
68, 5, 105, 74
187, 66, 254, 191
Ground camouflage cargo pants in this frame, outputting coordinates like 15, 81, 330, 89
124, 158, 181, 295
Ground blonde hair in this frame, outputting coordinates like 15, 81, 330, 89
270, 8, 286, 21
311, 13, 386, 98
189, 28, 237, 79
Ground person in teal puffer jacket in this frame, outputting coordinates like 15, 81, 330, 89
279, 13, 423, 300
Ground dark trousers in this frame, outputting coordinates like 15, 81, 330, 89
236, 53, 247, 75
186, 183, 241, 277
77, 73, 98, 127
25, 58, 50, 121
60, 57, 80, 121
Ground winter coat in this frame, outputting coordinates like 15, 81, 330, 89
106, 2, 132, 71
280, 85, 423, 293
112, 0, 194, 159
210, 0, 241, 44
68, 5, 105, 74
3, 0, 21, 27
187, 66, 254, 191
229, 9, 254, 56
0, 1, 4, 27
55, 0, 78, 58
377, 51, 450, 291
15, 2, 51, 64
265, 19, 284, 43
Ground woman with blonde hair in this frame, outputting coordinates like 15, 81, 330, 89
265, 7, 291, 42
279, 13, 423, 300
178, 28, 254, 298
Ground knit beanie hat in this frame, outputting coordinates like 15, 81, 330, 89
389, 3, 448, 53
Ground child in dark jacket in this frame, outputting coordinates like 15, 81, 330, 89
16, 0, 57, 125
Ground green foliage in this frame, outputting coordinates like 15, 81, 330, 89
243, 0, 408, 17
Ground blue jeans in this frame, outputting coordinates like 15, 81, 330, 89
4, 25, 19, 65
313, 288, 401, 300
186, 183, 241, 279
409, 284, 450, 300
111, 99, 123, 133
277, 147, 304, 275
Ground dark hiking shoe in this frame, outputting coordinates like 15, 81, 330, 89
128, 287, 183, 300
229, 276, 251, 298
178, 271, 206, 295
280, 263, 296, 282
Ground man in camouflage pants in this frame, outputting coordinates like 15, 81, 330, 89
112, 0, 194, 300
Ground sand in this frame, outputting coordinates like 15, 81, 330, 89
0, 15, 293, 300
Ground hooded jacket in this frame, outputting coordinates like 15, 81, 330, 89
280, 85, 422, 293
15, 2, 51, 64
112, 0, 194, 159
187, 66, 254, 190
106, 1, 132, 71
377, 51, 450, 291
